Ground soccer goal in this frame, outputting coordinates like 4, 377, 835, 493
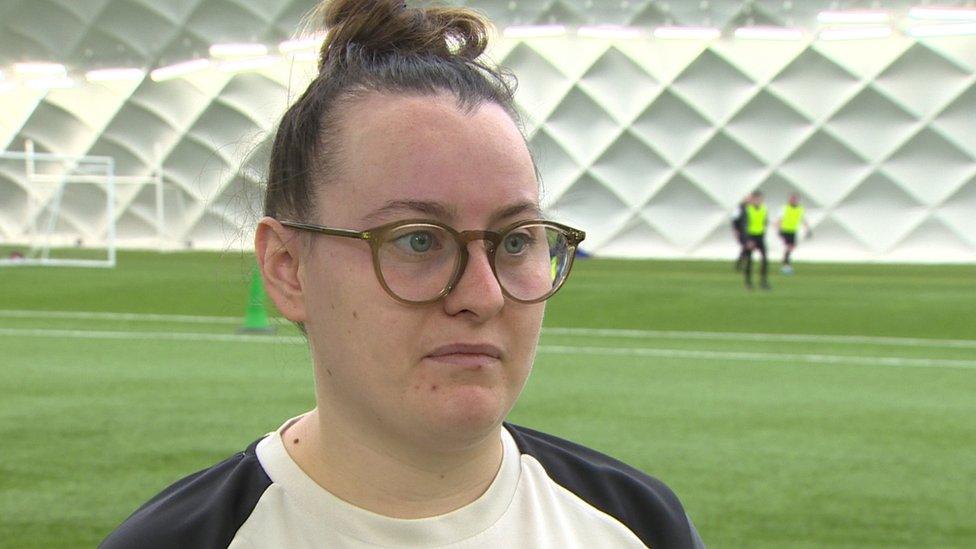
0, 142, 119, 267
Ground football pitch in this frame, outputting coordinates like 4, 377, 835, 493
1, 252, 974, 548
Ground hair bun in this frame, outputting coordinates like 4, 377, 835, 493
313, 0, 491, 69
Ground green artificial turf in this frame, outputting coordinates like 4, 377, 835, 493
1, 251, 974, 548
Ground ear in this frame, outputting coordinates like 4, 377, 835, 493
255, 217, 307, 322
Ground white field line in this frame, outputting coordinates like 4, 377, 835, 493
3, 309, 975, 349
0, 328, 303, 344
0, 309, 240, 324
542, 327, 976, 349
537, 345, 976, 370
1, 327, 974, 371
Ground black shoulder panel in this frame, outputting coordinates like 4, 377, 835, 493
505, 424, 700, 549
100, 438, 272, 549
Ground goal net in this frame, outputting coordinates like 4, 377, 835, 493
0, 145, 117, 268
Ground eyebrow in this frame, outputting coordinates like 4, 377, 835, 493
362, 199, 543, 227
489, 201, 543, 226
362, 200, 456, 225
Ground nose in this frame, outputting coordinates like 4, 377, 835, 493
441, 240, 505, 319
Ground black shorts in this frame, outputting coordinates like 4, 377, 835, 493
746, 234, 766, 252
779, 232, 796, 245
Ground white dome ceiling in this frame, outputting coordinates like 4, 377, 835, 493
1, 1, 975, 261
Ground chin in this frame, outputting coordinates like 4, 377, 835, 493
419, 385, 512, 443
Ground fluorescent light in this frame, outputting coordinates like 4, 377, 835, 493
503, 25, 567, 39
25, 77, 75, 90
653, 26, 721, 40
150, 59, 211, 81
279, 35, 326, 54
85, 68, 146, 82
817, 10, 890, 24
734, 26, 804, 40
577, 25, 643, 39
288, 51, 319, 63
219, 56, 279, 73
819, 26, 893, 40
209, 43, 269, 58
0, 82, 14, 93
908, 7, 976, 21
14, 62, 66, 76
907, 22, 976, 37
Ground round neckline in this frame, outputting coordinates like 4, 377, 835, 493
255, 417, 522, 546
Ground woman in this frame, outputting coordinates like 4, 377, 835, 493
102, 1, 704, 547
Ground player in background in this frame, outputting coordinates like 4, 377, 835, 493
743, 191, 770, 290
731, 195, 749, 271
775, 194, 812, 275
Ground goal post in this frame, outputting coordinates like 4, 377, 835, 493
0, 143, 117, 268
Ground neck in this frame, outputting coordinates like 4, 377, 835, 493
283, 408, 504, 519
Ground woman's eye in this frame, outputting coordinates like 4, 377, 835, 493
395, 231, 436, 253
503, 233, 530, 254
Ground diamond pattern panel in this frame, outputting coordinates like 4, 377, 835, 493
826, 86, 919, 161
873, 42, 974, 118
1, 0, 974, 262
725, 90, 812, 165
831, 173, 927, 253
577, 47, 661, 124
669, 49, 757, 124
641, 175, 727, 251
778, 131, 873, 207
682, 131, 767, 206
885, 128, 976, 205
589, 130, 670, 208
630, 89, 714, 167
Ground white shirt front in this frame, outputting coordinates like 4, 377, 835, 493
229, 420, 648, 548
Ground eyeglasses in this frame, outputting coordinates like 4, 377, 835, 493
279, 218, 586, 305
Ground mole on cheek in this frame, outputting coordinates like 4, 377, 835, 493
352, 310, 358, 320
430, 385, 438, 392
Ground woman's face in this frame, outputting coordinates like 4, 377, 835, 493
300, 92, 543, 449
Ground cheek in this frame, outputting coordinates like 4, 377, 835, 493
302, 246, 388, 359
505, 304, 545, 375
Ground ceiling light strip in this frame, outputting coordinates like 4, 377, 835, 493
908, 7, 976, 21
819, 26, 893, 40
502, 25, 567, 39
907, 22, 976, 37
734, 26, 804, 40
85, 68, 145, 82
209, 43, 269, 58
150, 59, 211, 82
25, 77, 75, 89
219, 56, 279, 73
279, 35, 326, 54
14, 62, 67, 76
818, 10, 890, 24
577, 25, 643, 39
653, 26, 721, 40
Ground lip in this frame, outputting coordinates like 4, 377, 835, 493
425, 343, 503, 366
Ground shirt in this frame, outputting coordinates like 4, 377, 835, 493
102, 418, 705, 548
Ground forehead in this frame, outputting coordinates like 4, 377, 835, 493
318, 92, 538, 226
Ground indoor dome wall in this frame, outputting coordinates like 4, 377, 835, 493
0, 0, 974, 262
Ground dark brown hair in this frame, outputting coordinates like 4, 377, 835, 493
264, 0, 521, 221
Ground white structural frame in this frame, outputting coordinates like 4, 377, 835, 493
0, 142, 117, 267
0, 140, 170, 267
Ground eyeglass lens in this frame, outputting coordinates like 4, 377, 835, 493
376, 223, 572, 303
